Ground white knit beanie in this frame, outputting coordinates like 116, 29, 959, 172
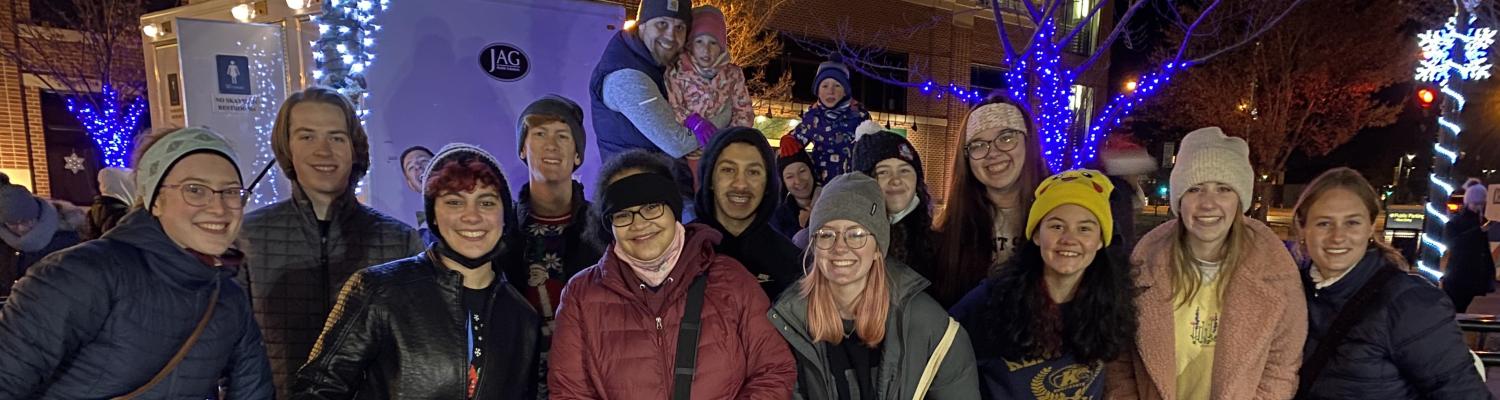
1170, 127, 1253, 214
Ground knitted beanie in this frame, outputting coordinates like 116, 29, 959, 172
421, 143, 513, 236
689, 6, 727, 47
813, 61, 852, 100
0, 183, 39, 224
517, 95, 587, 170
135, 127, 243, 212
1169, 127, 1253, 214
852, 131, 924, 183
636, 0, 692, 25
809, 173, 890, 254
777, 135, 816, 181
1026, 169, 1116, 245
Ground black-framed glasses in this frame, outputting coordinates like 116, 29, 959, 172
610, 203, 667, 227
811, 227, 872, 250
160, 183, 249, 210
964, 129, 1025, 159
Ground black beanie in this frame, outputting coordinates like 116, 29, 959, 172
852, 130, 924, 181
517, 95, 587, 170
636, 0, 692, 25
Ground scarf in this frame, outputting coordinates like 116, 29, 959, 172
613, 222, 687, 287
0, 200, 59, 252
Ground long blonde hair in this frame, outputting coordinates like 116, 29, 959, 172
1170, 214, 1254, 307
799, 248, 892, 348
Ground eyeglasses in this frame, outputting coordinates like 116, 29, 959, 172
964, 129, 1024, 160
160, 183, 249, 210
812, 227, 872, 250
610, 203, 667, 227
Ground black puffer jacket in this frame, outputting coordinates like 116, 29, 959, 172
0, 209, 273, 398
1442, 210, 1495, 297
1299, 250, 1489, 399
694, 127, 806, 301
291, 249, 542, 399
238, 187, 424, 392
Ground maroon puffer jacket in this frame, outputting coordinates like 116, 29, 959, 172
549, 223, 796, 399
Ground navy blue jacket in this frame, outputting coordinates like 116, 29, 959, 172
1443, 210, 1495, 297
0, 209, 273, 399
590, 29, 668, 161
1299, 250, 1489, 399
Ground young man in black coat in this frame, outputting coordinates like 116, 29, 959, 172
693, 127, 805, 301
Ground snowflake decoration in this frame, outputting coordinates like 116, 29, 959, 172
1416, 16, 1496, 83
63, 152, 85, 174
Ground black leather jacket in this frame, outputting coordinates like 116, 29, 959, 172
290, 249, 541, 399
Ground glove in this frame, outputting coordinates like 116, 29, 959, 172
684, 113, 718, 148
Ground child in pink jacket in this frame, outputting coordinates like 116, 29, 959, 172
666, 5, 754, 148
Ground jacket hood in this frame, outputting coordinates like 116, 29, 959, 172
694, 127, 781, 232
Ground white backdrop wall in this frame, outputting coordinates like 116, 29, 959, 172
365, 0, 624, 226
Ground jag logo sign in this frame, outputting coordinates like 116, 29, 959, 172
479, 43, 530, 82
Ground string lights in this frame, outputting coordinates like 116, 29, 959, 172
1412, 12, 1494, 280
64, 84, 145, 168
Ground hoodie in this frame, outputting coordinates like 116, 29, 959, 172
693, 127, 806, 301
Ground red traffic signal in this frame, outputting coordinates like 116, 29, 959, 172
1418, 88, 1436, 109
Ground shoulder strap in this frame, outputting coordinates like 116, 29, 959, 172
112, 278, 221, 400
913, 317, 960, 400
671, 273, 710, 400
1296, 267, 1401, 397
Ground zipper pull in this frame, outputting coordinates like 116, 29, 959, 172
656, 317, 663, 330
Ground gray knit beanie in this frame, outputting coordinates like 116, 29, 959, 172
809, 173, 890, 254
1170, 127, 1253, 214
517, 95, 587, 170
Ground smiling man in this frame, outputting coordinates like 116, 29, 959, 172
589, 0, 701, 164
693, 127, 803, 300
239, 86, 424, 396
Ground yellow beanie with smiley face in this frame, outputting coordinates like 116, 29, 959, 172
1025, 169, 1116, 245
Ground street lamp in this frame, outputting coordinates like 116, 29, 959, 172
1124, 79, 1138, 93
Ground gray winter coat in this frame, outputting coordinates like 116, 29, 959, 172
769, 258, 981, 400
237, 187, 423, 393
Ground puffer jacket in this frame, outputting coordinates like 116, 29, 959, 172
238, 187, 424, 393
1298, 249, 1489, 399
0, 209, 273, 398
769, 258, 982, 400
549, 224, 797, 399
1443, 209, 1495, 297
290, 249, 542, 399
694, 127, 807, 301
790, 100, 872, 184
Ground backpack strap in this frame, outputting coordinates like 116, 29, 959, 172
671, 272, 710, 400
1296, 267, 1401, 398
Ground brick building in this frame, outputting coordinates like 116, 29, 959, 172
0, 0, 158, 203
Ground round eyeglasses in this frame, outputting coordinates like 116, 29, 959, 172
964, 129, 1024, 160
160, 183, 249, 210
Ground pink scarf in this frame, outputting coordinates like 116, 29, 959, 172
613, 222, 687, 287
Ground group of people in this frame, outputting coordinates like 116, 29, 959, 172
0, 0, 1493, 398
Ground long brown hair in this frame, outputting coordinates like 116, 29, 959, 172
933, 99, 1049, 305
799, 247, 892, 348
1291, 167, 1408, 270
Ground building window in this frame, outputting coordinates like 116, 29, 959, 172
755, 35, 909, 114
970, 64, 1008, 101
1069, 84, 1096, 124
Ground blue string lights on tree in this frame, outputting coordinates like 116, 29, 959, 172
1412, 11, 1495, 279
64, 84, 145, 168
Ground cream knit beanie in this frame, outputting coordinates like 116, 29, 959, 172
1170, 127, 1253, 214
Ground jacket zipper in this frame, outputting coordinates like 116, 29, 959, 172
319, 234, 331, 312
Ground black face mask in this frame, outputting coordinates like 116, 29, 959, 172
435, 236, 503, 270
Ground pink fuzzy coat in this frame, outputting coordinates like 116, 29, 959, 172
1107, 217, 1307, 399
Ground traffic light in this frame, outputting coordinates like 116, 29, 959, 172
1417, 88, 1436, 109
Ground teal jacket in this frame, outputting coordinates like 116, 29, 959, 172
769, 258, 981, 400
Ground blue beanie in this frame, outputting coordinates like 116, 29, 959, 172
813, 61, 852, 101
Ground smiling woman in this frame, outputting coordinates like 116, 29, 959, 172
291, 143, 543, 398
